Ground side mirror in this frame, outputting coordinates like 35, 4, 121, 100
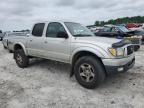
57, 32, 68, 39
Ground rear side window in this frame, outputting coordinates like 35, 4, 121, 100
32, 23, 45, 37
102, 27, 111, 32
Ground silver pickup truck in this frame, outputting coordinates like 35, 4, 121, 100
9, 21, 135, 89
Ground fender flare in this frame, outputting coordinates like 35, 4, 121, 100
70, 46, 106, 64
13, 42, 27, 55
69, 47, 107, 77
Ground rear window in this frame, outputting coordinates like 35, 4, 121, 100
32, 23, 45, 37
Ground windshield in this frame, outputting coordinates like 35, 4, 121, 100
64, 22, 94, 37
117, 26, 130, 32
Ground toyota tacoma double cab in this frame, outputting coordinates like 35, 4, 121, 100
10, 21, 135, 89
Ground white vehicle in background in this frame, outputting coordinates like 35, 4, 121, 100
141, 24, 144, 29
129, 27, 144, 31
2, 33, 9, 49
87, 26, 104, 33
0, 30, 5, 41
128, 27, 144, 44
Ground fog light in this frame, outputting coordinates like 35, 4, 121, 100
118, 67, 124, 71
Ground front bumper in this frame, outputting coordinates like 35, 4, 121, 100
102, 54, 135, 75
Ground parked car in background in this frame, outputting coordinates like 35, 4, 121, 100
116, 25, 144, 41
2, 33, 9, 49
127, 26, 144, 44
94, 25, 142, 51
7, 21, 135, 89
94, 26, 119, 37
0, 30, 5, 41
126, 23, 142, 29
142, 24, 144, 29
87, 26, 104, 33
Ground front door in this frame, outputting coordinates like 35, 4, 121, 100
42, 22, 71, 63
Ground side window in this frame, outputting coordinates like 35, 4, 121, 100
46, 22, 67, 38
111, 28, 116, 32
102, 27, 111, 32
32, 23, 45, 37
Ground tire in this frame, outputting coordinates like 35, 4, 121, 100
74, 56, 105, 89
14, 49, 29, 68
134, 45, 140, 51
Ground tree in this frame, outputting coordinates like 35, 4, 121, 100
93, 16, 144, 26
95, 21, 100, 26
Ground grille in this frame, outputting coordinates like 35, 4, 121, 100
127, 46, 133, 55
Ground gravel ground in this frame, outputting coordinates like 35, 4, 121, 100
0, 42, 144, 108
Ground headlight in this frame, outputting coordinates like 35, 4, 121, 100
108, 48, 117, 56
117, 48, 124, 56
108, 48, 124, 56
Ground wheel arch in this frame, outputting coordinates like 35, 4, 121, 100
14, 43, 27, 55
70, 49, 107, 77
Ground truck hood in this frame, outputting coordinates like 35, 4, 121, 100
75, 36, 122, 46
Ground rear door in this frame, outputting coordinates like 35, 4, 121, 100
27, 23, 46, 57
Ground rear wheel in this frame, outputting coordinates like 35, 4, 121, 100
74, 56, 105, 89
14, 49, 29, 68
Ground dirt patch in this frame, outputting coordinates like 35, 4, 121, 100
0, 42, 144, 108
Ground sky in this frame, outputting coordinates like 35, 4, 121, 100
0, 0, 144, 31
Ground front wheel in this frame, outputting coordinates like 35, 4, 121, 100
14, 49, 29, 68
74, 56, 105, 89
